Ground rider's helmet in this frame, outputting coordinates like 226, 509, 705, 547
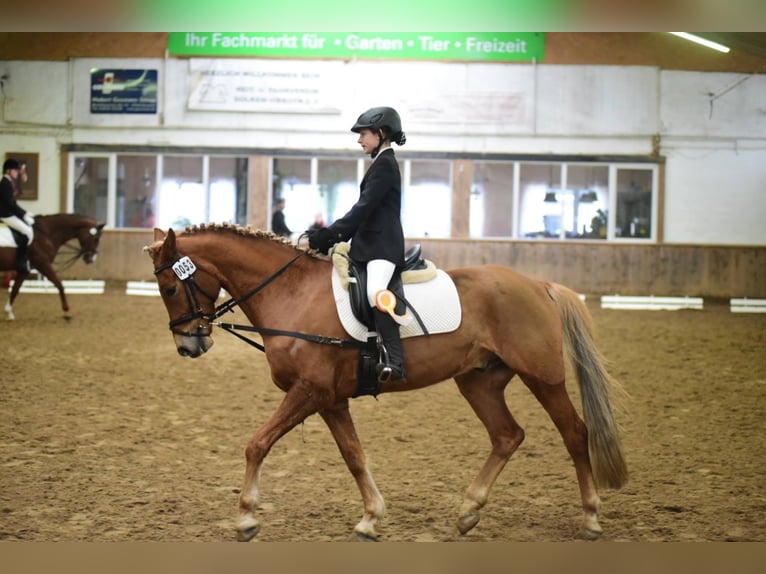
3, 158, 20, 172
351, 107, 406, 146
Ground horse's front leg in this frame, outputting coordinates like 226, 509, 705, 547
237, 383, 320, 542
319, 400, 385, 541
5, 271, 28, 320
36, 265, 71, 320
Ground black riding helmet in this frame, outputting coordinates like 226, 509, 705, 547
3, 158, 20, 172
351, 107, 406, 146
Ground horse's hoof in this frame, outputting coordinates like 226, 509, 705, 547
63, 315, 73, 322
457, 512, 480, 535
236, 524, 261, 542
576, 527, 603, 541
354, 531, 378, 542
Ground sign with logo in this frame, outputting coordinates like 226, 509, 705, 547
168, 32, 544, 62
90, 69, 159, 114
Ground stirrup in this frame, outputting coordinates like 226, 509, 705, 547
375, 362, 406, 384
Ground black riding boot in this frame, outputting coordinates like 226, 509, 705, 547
373, 308, 407, 384
15, 238, 30, 273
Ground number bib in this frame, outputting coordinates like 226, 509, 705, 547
172, 256, 197, 280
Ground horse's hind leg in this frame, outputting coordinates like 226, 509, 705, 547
236, 384, 320, 542
454, 366, 522, 535
319, 400, 385, 540
521, 376, 602, 539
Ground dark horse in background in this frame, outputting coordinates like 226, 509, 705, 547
1, 213, 105, 320
146, 224, 628, 542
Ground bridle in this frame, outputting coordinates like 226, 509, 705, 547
154, 249, 367, 351
153, 253, 222, 338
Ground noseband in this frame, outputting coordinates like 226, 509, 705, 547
154, 254, 220, 338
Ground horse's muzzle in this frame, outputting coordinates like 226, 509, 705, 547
175, 335, 214, 358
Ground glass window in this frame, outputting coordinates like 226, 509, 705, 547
319, 159, 358, 229
471, 161, 514, 238
273, 157, 313, 235
615, 168, 654, 239
117, 155, 156, 228
402, 160, 451, 238
73, 157, 109, 223
519, 163, 562, 238
563, 165, 609, 240
157, 156, 204, 229
209, 157, 248, 226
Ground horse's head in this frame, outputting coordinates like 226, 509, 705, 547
77, 221, 106, 264
146, 228, 219, 358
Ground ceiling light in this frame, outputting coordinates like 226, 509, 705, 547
544, 191, 558, 203
670, 32, 730, 54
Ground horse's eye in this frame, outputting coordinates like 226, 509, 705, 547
165, 285, 178, 297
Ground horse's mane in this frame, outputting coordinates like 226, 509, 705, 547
148, 222, 326, 260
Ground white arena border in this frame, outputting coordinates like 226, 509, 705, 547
730, 298, 766, 314
601, 295, 703, 311
11, 280, 765, 315
125, 281, 228, 300
126, 280, 160, 296
9, 277, 105, 294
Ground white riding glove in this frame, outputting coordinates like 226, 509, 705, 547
23, 213, 35, 226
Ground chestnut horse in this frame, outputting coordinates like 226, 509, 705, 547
146, 223, 628, 541
1, 213, 105, 320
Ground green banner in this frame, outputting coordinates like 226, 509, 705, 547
168, 32, 544, 62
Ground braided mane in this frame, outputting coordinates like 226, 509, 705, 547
150, 222, 327, 260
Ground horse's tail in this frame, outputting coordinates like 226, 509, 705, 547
548, 283, 629, 490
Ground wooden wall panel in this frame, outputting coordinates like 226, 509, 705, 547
69, 233, 766, 299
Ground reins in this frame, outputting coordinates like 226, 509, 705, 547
157, 246, 368, 352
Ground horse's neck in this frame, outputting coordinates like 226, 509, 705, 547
42, 218, 81, 247
211, 238, 324, 322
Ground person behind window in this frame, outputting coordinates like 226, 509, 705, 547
308, 106, 408, 384
0, 158, 35, 272
271, 197, 292, 238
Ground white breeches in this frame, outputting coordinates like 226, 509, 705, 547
0, 216, 34, 242
365, 259, 396, 308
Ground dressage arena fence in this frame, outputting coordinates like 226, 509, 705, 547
9, 276, 105, 294
729, 298, 766, 314
7, 279, 764, 314
600, 295, 704, 311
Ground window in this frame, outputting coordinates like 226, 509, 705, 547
470, 161, 515, 238
470, 160, 658, 242
563, 165, 609, 239
615, 167, 655, 239
519, 163, 562, 238
319, 159, 359, 226
73, 156, 110, 223
117, 155, 156, 228
70, 153, 249, 229
402, 160, 451, 238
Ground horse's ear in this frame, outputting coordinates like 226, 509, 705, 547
97, 222, 106, 231
160, 228, 177, 256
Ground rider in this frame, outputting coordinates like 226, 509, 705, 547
308, 106, 408, 384
0, 158, 35, 273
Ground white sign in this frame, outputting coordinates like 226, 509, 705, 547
188, 58, 343, 113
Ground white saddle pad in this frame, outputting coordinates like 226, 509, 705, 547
0, 226, 19, 248
331, 266, 462, 342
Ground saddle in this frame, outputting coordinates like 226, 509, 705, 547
333, 243, 428, 331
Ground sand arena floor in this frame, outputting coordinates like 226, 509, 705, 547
1, 287, 764, 542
